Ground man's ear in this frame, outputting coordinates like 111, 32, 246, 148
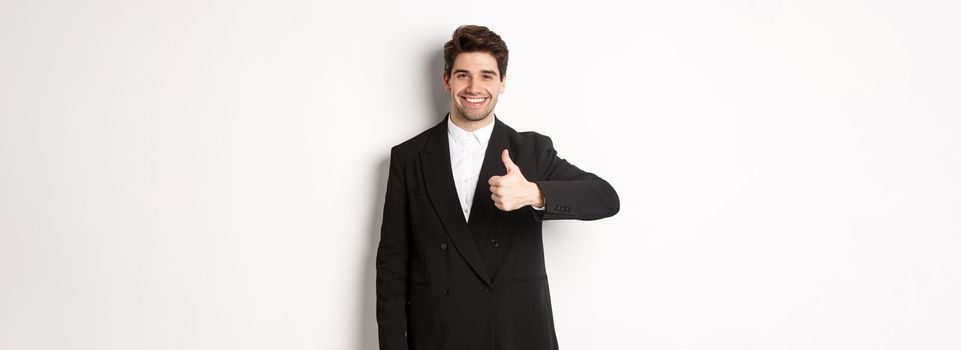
499, 74, 507, 94
443, 71, 451, 93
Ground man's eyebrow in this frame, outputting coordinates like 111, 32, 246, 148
451, 69, 499, 76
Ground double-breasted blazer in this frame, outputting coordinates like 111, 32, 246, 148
376, 114, 619, 350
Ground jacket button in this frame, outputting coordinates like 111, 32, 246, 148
484, 287, 492, 294
440, 242, 448, 250
442, 288, 451, 296
490, 240, 499, 248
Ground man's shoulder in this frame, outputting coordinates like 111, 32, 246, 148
388, 123, 437, 158
511, 129, 553, 149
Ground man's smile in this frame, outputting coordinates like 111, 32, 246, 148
460, 95, 489, 107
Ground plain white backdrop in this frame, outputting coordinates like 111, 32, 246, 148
1, 0, 959, 349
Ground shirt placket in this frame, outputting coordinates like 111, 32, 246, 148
459, 134, 481, 220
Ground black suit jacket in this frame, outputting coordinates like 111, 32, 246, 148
376, 115, 619, 350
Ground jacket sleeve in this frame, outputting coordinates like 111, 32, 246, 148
529, 135, 620, 221
376, 147, 410, 350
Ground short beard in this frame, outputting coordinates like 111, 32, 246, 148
454, 99, 495, 122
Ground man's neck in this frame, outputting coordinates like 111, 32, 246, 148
450, 112, 494, 132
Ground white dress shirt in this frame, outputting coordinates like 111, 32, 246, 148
448, 116, 543, 222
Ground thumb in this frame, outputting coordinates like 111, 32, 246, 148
501, 149, 517, 174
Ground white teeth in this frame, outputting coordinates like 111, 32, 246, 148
465, 97, 485, 103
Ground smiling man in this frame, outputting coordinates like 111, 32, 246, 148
376, 25, 620, 350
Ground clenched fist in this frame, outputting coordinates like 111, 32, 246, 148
488, 149, 545, 211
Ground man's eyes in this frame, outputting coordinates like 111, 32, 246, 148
456, 74, 496, 80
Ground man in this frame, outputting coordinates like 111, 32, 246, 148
376, 25, 620, 350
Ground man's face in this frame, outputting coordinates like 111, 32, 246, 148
444, 51, 506, 123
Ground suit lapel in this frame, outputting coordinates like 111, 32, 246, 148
420, 114, 492, 287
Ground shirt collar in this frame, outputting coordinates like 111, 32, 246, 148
447, 114, 496, 146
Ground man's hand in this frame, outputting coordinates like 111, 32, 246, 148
489, 149, 545, 211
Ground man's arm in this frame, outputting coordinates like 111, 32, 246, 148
376, 147, 410, 350
529, 135, 620, 221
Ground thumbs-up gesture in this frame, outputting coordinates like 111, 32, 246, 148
488, 149, 545, 211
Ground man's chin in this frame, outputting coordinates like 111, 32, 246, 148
457, 108, 493, 122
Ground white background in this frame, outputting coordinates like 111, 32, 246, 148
2, 0, 959, 349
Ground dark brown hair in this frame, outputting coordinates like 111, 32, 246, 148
443, 25, 509, 81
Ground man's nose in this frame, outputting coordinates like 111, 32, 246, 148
466, 78, 481, 93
